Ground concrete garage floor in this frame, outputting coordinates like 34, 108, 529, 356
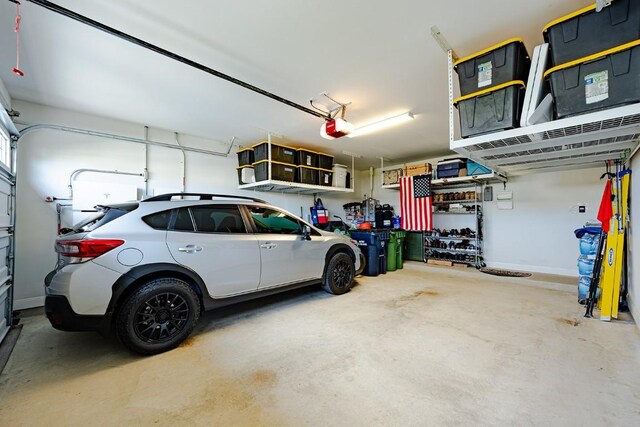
1, 263, 639, 426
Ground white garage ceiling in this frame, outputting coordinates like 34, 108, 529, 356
0, 0, 588, 166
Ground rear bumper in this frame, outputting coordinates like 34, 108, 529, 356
44, 295, 111, 334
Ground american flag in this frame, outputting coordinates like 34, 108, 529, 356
399, 174, 433, 231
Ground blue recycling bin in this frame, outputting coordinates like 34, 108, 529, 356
350, 230, 390, 276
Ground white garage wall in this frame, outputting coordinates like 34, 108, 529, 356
628, 152, 639, 328
371, 163, 603, 276
12, 100, 361, 309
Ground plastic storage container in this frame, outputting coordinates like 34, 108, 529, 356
454, 38, 530, 96
455, 80, 526, 138
318, 152, 334, 170
466, 160, 492, 176
252, 141, 297, 165
296, 165, 319, 185
545, 40, 640, 119
295, 148, 318, 168
543, 0, 640, 66
236, 147, 254, 166
437, 159, 466, 179
333, 164, 349, 188
318, 168, 333, 186
236, 165, 255, 185
253, 160, 296, 182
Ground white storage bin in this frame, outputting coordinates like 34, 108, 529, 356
333, 164, 348, 188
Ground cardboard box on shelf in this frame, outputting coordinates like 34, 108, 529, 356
404, 163, 433, 177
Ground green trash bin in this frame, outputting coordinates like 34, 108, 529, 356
387, 231, 398, 272
404, 231, 424, 261
395, 230, 406, 269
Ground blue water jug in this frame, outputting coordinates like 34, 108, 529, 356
577, 255, 594, 276
578, 275, 590, 300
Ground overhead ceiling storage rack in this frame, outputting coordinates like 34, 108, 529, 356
239, 180, 354, 195
238, 133, 355, 195
447, 50, 640, 175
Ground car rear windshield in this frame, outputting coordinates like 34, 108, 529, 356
71, 203, 138, 233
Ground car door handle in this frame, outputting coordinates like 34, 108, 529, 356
260, 243, 277, 249
178, 245, 203, 253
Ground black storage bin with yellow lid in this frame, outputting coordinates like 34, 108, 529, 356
296, 165, 319, 185
543, 0, 640, 66
544, 40, 640, 119
253, 160, 296, 182
252, 141, 297, 165
317, 152, 334, 170
454, 81, 526, 138
236, 147, 254, 166
454, 38, 530, 96
318, 168, 333, 186
295, 148, 318, 168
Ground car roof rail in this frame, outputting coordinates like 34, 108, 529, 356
142, 193, 268, 204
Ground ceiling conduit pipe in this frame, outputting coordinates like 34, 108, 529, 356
68, 168, 145, 199
16, 123, 231, 157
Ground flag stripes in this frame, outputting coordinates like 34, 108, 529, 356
399, 175, 433, 231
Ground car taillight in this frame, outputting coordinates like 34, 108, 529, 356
55, 239, 125, 262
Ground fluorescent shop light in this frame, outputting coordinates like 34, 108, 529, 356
347, 112, 414, 138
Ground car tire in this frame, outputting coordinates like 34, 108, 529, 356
322, 252, 355, 295
115, 278, 200, 355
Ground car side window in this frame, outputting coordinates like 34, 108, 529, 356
142, 210, 172, 230
173, 208, 195, 232
249, 206, 303, 234
191, 206, 246, 233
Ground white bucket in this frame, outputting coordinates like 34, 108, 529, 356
333, 164, 348, 188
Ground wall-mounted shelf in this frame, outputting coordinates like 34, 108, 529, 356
237, 133, 355, 195
433, 200, 478, 205
380, 172, 505, 190
381, 183, 400, 190
447, 50, 640, 175
239, 179, 354, 195
432, 172, 506, 186
433, 211, 476, 215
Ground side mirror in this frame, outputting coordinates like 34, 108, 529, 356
303, 225, 312, 241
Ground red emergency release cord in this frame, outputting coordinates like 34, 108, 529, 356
12, 1, 25, 77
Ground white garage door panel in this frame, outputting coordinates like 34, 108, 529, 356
0, 177, 12, 228
0, 96, 15, 346
0, 283, 9, 343
0, 233, 10, 282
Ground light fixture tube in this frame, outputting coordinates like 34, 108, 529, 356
347, 112, 414, 138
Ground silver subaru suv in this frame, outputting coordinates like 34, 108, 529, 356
44, 193, 364, 355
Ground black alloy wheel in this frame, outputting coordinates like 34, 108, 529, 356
116, 278, 200, 355
134, 292, 190, 343
322, 252, 355, 295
